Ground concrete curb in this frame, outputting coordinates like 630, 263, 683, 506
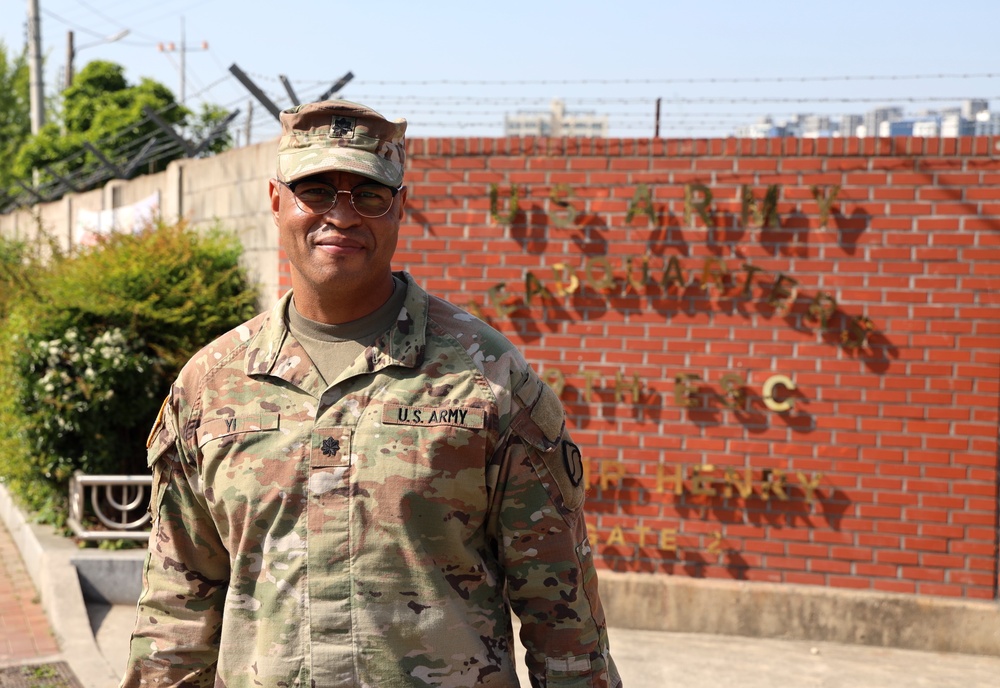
598, 570, 1000, 657
0, 484, 129, 688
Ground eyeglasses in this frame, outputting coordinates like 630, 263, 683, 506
277, 179, 402, 218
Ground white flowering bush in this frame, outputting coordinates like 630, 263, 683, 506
0, 220, 258, 523
18, 327, 161, 480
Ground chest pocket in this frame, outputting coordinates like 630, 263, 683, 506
366, 404, 492, 537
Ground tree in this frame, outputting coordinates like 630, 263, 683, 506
14, 61, 186, 184
0, 41, 30, 198
189, 102, 235, 157
7, 60, 234, 200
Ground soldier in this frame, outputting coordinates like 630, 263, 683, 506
121, 99, 621, 688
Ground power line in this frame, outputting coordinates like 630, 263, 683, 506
73, 0, 128, 33
316, 94, 998, 106
39, 8, 105, 39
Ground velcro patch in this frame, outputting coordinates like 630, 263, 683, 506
529, 385, 565, 448
196, 414, 280, 447
546, 655, 591, 673
382, 404, 485, 429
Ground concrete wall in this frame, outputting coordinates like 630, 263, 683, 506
0, 139, 280, 311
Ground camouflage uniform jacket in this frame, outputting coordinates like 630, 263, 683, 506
121, 272, 621, 688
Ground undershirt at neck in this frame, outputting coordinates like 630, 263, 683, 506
287, 275, 407, 387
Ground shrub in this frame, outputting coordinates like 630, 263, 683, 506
0, 220, 259, 521
0, 235, 34, 320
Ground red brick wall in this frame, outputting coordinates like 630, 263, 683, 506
280, 136, 1000, 600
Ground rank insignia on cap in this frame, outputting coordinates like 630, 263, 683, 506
331, 116, 355, 138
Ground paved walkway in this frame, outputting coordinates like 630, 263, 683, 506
0, 521, 60, 667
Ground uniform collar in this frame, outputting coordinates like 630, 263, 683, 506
244, 271, 428, 387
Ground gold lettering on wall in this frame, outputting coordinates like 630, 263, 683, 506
741, 184, 781, 229
487, 283, 517, 318
684, 183, 715, 228
549, 184, 578, 229
767, 274, 799, 313
740, 263, 765, 297
584, 257, 615, 292
700, 257, 729, 292
605, 525, 627, 547
626, 184, 657, 224
614, 372, 642, 404
580, 370, 601, 402
600, 461, 627, 490
600, 462, 825, 505
808, 291, 838, 328
656, 464, 685, 495
625, 255, 651, 294
762, 374, 796, 413
674, 373, 700, 407
524, 271, 555, 306
811, 184, 841, 229
718, 373, 746, 409
661, 256, 687, 291
690, 464, 717, 496
550, 263, 580, 296
842, 315, 875, 351
489, 183, 520, 225
542, 368, 566, 397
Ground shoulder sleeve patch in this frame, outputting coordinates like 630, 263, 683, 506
511, 381, 585, 512
546, 437, 585, 512
146, 395, 180, 469
146, 395, 170, 450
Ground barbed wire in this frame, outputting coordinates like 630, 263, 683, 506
244, 72, 1000, 87
6, 43, 999, 212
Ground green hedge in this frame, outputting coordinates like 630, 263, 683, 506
0, 221, 259, 522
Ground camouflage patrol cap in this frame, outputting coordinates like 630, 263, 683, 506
276, 99, 407, 187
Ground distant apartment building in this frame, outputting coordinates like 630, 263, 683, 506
859, 107, 905, 138
504, 99, 608, 137
839, 114, 863, 137
733, 99, 993, 138
734, 116, 782, 138
962, 99, 988, 120
974, 110, 1000, 135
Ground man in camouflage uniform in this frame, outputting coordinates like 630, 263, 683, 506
121, 99, 621, 688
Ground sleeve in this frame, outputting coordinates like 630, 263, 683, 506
119, 392, 231, 688
493, 372, 622, 688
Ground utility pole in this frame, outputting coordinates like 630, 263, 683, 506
244, 99, 253, 147
27, 0, 45, 133
65, 28, 130, 89
157, 16, 208, 103
66, 31, 74, 89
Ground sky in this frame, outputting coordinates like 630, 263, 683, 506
2, 0, 999, 145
